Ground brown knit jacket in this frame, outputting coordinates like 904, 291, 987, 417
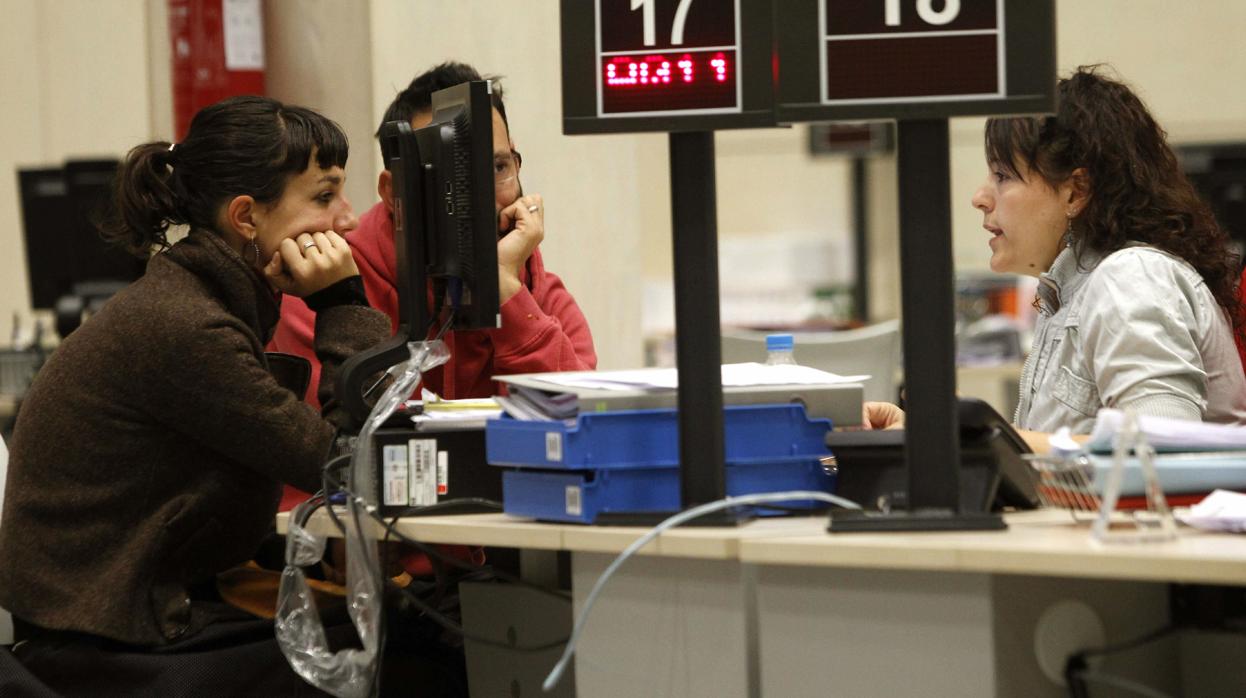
0, 229, 389, 646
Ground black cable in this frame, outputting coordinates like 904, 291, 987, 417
751, 503, 832, 515
431, 304, 455, 342
323, 452, 352, 474
301, 496, 573, 655
384, 498, 503, 517
1069, 670, 1173, 698
390, 579, 568, 653
1064, 623, 1178, 698
377, 511, 572, 603
317, 464, 569, 603
1075, 622, 1177, 660
366, 486, 570, 654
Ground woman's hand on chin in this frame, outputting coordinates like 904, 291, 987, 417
264, 231, 359, 297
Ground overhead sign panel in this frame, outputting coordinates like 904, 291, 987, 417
821, 0, 1003, 104
561, 0, 775, 134
776, 0, 1053, 122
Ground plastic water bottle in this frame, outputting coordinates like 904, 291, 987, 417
764, 333, 797, 365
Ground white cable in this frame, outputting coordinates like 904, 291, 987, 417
541, 490, 860, 692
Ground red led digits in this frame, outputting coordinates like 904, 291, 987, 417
593, 0, 741, 116
678, 56, 694, 82
604, 53, 731, 89
607, 56, 676, 85
600, 49, 737, 114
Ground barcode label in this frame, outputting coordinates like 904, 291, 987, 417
565, 485, 582, 517
410, 439, 438, 506
382, 444, 409, 506
545, 431, 563, 463
436, 450, 448, 496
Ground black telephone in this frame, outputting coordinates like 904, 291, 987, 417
825, 397, 1040, 513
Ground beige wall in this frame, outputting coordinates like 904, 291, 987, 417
0, 0, 156, 339
1, 0, 1244, 365
265, 0, 376, 218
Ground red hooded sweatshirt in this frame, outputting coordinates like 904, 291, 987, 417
270, 201, 597, 408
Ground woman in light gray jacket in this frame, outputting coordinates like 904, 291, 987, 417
867, 66, 1246, 452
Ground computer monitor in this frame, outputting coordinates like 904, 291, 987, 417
336, 80, 499, 425
379, 79, 500, 337
18, 160, 145, 310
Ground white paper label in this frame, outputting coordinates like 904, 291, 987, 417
437, 450, 448, 496
545, 431, 563, 463
565, 485, 582, 517
410, 438, 438, 506
381, 444, 408, 506
223, 0, 265, 70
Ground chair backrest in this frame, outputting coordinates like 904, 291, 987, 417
721, 320, 902, 402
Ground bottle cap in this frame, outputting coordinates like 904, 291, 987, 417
765, 333, 794, 352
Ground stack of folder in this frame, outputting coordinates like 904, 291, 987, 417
1081, 409, 1246, 500
494, 364, 867, 426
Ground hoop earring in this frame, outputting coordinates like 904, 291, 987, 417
243, 239, 261, 266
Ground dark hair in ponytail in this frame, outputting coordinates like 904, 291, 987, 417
102, 95, 349, 257
984, 65, 1241, 334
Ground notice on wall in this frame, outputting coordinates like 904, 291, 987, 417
223, 0, 264, 70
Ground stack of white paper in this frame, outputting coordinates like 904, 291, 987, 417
493, 363, 868, 422
1177, 489, 1246, 533
1086, 409, 1246, 453
540, 363, 867, 392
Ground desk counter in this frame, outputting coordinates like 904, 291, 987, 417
278, 507, 1246, 585
277, 507, 1246, 697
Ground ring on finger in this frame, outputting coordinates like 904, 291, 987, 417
527, 204, 539, 213
303, 241, 317, 250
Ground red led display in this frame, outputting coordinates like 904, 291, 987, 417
596, 0, 741, 116
600, 50, 736, 114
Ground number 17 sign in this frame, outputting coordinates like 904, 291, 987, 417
597, 0, 742, 116
559, 0, 775, 134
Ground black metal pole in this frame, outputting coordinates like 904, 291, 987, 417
897, 118, 961, 510
851, 157, 869, 323
669, 131, 727, 509
828, 118, 1003, 532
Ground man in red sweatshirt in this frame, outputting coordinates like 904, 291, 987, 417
270, 61, 597, 407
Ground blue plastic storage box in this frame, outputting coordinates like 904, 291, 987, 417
486, 403, 832, 469
486, 404, 836, 523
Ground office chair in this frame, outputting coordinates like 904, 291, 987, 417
721, 320, 902, 402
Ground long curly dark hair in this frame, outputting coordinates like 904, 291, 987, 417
985, 65, 1242, 335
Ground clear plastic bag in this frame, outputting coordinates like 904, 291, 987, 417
275, 340, 450, 697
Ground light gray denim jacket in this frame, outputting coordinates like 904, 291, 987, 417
1015, 244, 1246, 433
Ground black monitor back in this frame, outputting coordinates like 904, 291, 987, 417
382, 80, 499, 338
19, 160, 144, 310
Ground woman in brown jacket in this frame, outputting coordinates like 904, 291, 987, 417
0, 96, 400, 695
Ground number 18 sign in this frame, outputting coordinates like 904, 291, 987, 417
821, 0, 1004, 104
775, 0, 1054, 122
